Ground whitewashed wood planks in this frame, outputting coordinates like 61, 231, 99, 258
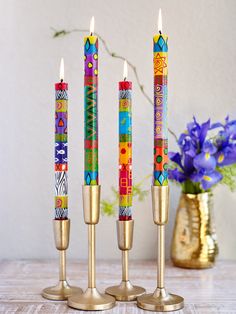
0, 260, 236, 313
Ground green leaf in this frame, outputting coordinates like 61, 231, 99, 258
100, 200, 116, 217
218, 164, 236, 192
133, 185, 149, 201
101, 175, 151, 217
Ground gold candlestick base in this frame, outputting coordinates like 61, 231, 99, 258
137, 288, 184, 312
68, 185, 116, 311
42, 281, 82, 301
106, 280, 145, 301
106, 220, 145, 301
137, 186, 184, 312
42, 219, 82, 301
68, 288, 115, 311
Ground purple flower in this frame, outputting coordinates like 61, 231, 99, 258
168, 168, 186, 183
169, 116, 236, 192
225, 116, 236, 138
178, 133, 197, 157
213, 116, 236, 166
215, 143, 236, 166
215, 130, 229, 149
187, 118, 201, 141
169, 152, 183, 169
202, 140, 217, 154
212, 116, 236, 142
187, 117, 210, 148
199, 119, 211, 147
193, 152, 216, 171
191, 170, 223, 190
193, 140, 217, 171
183, 154, 195, 175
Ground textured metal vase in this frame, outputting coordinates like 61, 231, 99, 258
171, 192, 218, 269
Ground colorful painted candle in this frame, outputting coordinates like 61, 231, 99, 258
153, 9, 168, 186
55, 58, 68, 219
119, 61, 132, 221
84, 16, 99, 185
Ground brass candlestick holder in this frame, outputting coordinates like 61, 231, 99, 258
137, 186, 184, 312
105, 220, 145, 301
42, 219, 83, 300
68, 185, 116, 311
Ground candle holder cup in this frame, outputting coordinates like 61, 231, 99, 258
68, 185, 116, 311
42, 219, 82, 300
137, 186, 184, 312
105, 220, 145, 301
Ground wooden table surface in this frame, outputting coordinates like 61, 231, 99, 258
0, 259, 235, 313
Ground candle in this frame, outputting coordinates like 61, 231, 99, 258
119, 61, 132, 221
84, 16, 99, 185
55, 58, 68, 219
153, 8, 168, 186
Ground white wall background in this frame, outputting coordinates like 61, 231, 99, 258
1, 0, 236, 260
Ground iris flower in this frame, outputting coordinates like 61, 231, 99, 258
212, 116, 236, 166
168, 116, 236, 192
190, 169, 223, 191
193, 141, 217, 171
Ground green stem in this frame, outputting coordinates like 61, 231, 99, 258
182, 180, 204, 194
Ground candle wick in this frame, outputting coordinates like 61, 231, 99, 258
124, 77, 127, 81
60, 79, 63, 83
159, 30, 162, 35
90, 32, 93, 36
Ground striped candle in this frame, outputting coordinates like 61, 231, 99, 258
55, 58, 68, 219
119, 61, 132, 221
84, 16, 99, 185
153, 9, 168, 186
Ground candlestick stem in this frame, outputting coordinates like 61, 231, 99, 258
105, 220, 145, 301
59, 250, 66, 281
137, 186, 184, 311
122, 250, 129, 281
68, 185, 116, 311
158, 225, 165, 288
42, 219, 82, 300
88, 224, 95, 288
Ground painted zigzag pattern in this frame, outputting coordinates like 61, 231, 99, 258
55, 208, 68, 219
119, 90, 132, 99
55, 171, 68, 196
119, 206, 132, 217
56, 90, 68, 100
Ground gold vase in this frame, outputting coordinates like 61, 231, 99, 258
171, 192, 218, 269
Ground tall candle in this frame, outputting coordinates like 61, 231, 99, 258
84, 16, 99, 185
119, 61, 132, 221
55, 58, 68, 219
153, 9, 168, 186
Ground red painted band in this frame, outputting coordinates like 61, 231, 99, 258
119, 81, 132, 90
119, 216, 132, 221
154, 76, 168, 85
84, 76, 98, 85
55, 82, 68, 90
84, 139, 98, 149
55, 164, 68, 171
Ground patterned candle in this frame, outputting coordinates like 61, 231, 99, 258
84, 16, 99, 185
119, 61, 132, 221
153, 9, 168, 186
55, 58, 68, 219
